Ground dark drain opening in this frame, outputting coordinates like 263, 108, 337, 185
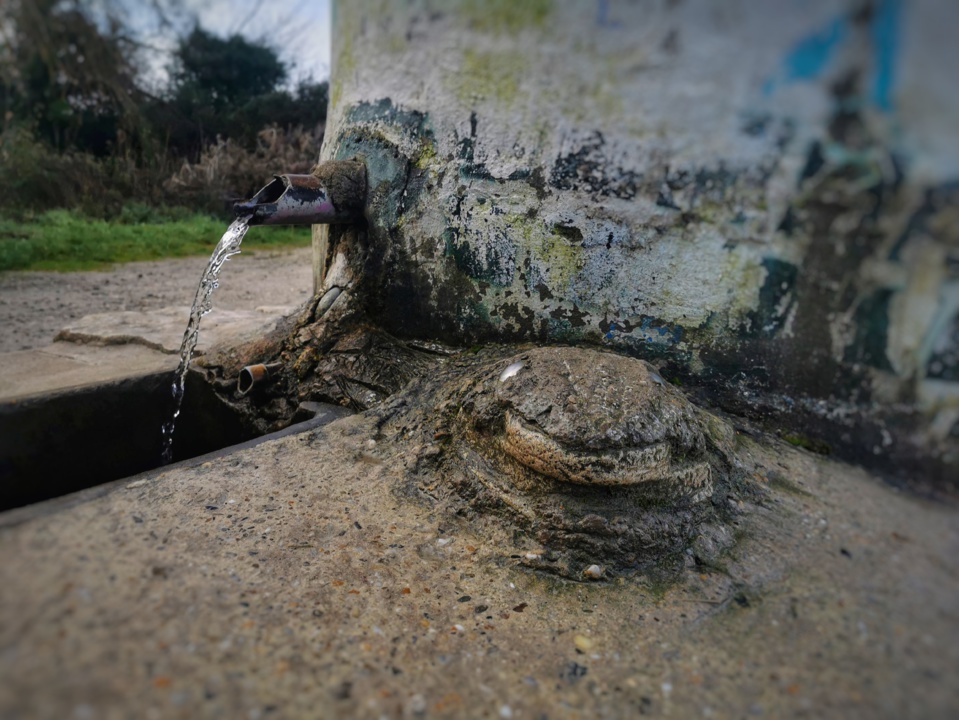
0, 371, 257, 512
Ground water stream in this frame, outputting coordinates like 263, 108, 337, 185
160, 216, 251, 464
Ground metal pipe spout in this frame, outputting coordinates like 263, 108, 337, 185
234, 159, 366, 227
236, 362, 283, 396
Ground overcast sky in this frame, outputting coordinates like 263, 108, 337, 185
130, 0, 331, 88
190, 0, 331, 82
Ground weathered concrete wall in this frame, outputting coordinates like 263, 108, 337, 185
318, 0, 958, 485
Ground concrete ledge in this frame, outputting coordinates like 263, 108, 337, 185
0, 305, 299, 510
0, 343, 176, 402
0, 403, 353, 530
0, 306, 295, 403
56, 305, 296, 355
0, 415, 956, 718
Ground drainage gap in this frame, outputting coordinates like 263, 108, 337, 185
0, 370, 313, 512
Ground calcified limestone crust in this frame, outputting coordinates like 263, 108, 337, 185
370, 346, 746, 579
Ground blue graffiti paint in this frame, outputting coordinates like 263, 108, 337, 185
764, 15, 847, 96
605, 316, 684, 345
596, 0, 622, 28
871, 0, 900, 112
786, 17, 848, 82
639, 317, 684, 344
763, 4, 901, 115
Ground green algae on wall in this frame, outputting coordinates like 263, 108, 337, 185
454, 49, 525, 106
461, 0, 552, 35
329, 4, 359, 111
526, 222, 586, 295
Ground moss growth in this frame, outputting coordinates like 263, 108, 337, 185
505, 212, 584, 294
783, 433, 832, 455
415, 142, 438, 170
461, 0, 552, 35
534, 227, 585, 291
455, 50, 525, 105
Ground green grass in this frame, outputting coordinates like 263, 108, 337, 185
0, 208, 312, 272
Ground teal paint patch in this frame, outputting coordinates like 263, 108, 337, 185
786, 17, 847, 81
843, 288, 894, 371
344, 98, 433, 139
763, 2, 901, 114
335, 131, 409, 186
335, 98, 436, 197
332, 98, 437, 242
333, 127, 416, 266
542, 315, 588, 342
443, 227, 516, 287
744, 258, 798, 338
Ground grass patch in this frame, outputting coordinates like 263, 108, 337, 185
0, 208, 311, 272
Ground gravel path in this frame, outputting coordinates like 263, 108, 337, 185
0, 247, 313, 353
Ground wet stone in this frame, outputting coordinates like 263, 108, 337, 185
374, 346, 750, 580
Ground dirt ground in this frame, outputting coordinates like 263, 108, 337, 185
0, 246, 313, 354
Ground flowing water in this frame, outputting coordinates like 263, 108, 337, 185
160, 216, 251, 464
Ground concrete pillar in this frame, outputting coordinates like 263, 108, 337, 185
319, 0, 959, 484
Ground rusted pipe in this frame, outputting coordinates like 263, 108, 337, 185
234, 159, 366, 226
237, 362, 283, 396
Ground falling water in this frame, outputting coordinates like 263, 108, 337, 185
160, 216, 251, 464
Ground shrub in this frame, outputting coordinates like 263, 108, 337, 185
0, 122, 323, 220
0, 127, 175, 218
